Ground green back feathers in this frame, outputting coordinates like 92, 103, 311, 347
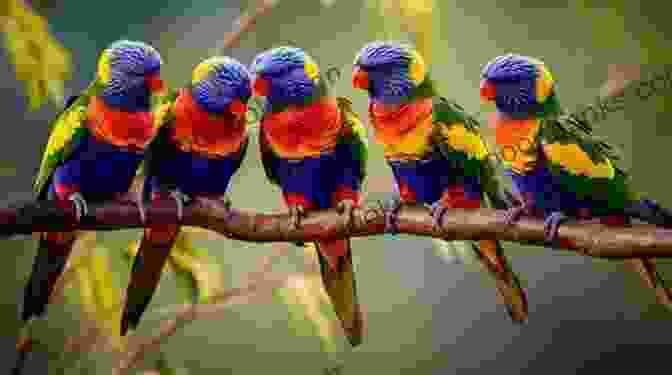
33, 80, 104, 198
412, 73, 438, 100
430, 96, 510, 209
153, 88, 179, 127
258, 124, 281, 186
139, 88, 179, 188
539, 112, 634, 210
431, 96, 480, 131
535, 91, 563, 118
540, 111, 624, 170
336, 96, 368, 183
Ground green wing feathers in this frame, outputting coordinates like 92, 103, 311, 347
258, 123, 281, 186
152, 88, 179, 130
336, 96, 368, 183
141, 90, 179, 177
542, 113, 623, 168
540, 114, 633, 210
33, 82, 103, 197
430, 96, 509, 208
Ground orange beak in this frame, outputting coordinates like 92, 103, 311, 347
253, 77, 270, 97
229, 98, 248, 115
352, 67, 369, 89
479, 79, 496, 102
145, 72, 165, 93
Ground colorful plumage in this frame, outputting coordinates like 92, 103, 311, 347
480, 53, 672, 309
120, 56, 251, 335
352, 41, 528, 323
21, 40, 164, 327
250, 46, 367, 346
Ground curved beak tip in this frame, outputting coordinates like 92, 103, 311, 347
352, 67, 368, 89
145, 73, 165, 93
253, 78, 270, 97
479, 79, 496, 101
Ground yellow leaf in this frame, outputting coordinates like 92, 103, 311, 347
376, 0, 435, 66
169, 231, 225, 303
75, 265, 96, 316
1, 0, 72, 109
398, 0, 434, 64
69, 238, 124, 351
278, 273, 338, 353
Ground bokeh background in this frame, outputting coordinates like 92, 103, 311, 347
2, 0, 672, 373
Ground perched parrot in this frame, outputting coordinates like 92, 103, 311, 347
250, 46, 368, 346
21, 40, 165, 326
480, 53, 672, 309
352, 41, 529, 323
120, 56, 252, 335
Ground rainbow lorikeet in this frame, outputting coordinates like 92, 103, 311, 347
250, 46, 368, 346
120, 56, 252, 335
480, 53, 672, 309
352, 41, 528, 323
21, 40, 165, 325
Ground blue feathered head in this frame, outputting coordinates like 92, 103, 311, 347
249, 46, 321, 106
352, 41, 427, 104
479, 54, 556, 117
96, 40, 164, 110
190, 56, 252, 115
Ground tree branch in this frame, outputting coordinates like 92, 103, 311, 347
212, 0, 280, 53
3, 198, 672, 258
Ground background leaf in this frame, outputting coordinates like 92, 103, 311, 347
1, 0, 71, 110
275, 244, 340, 356
63, 232, 125, 352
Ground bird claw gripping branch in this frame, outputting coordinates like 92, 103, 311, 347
384, 198, 402, 234
288, 204, 307, 231
67, 192, 88, 222
337, 199, 358, 233
427, 200, 448, 232
543, 211, 570, 245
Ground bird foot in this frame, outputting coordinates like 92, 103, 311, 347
337, 199, 358, 232
502, 205, 527, 226
67, 192, 88, 222
115, 191, 147, 223
168, 190, 192, 222
221, 194, 233, 211
288, 204, 306, 231
543, 211, 570, 244
191, 194, 234, 221
427, 201, 449, 232
384, 198, 402, 234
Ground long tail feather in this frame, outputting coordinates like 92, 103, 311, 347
11, 333, 33, 375
121, 224, 180, 335
20, 233, 75, 322
475, 239, 528, 323
314, 239, 364, 347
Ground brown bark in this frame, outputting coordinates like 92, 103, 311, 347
212, 0, 280, 53
3, 198, 672, 258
